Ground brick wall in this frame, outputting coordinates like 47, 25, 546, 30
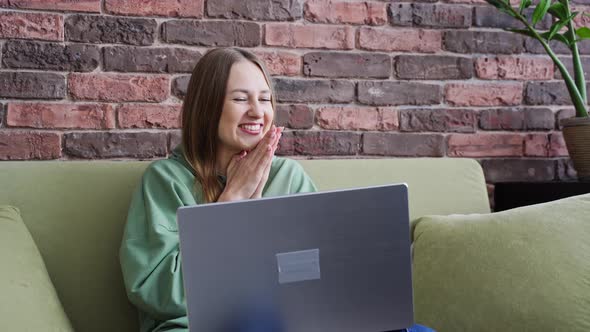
0, 0, 586, 194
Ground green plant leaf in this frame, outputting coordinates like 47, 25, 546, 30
548, 2, 567, 20
520, 0, 532, 14
546, 12, 578, 41
545, 23, 563, 41
576, 27, 590, 40
532, 0, 552, 25
553, 33, 572, 46
541, 31, 571, 46
485, 0, 516, 16
507, 28, 537, 39
484, 0, 509, 9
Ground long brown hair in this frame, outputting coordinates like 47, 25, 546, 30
181, 48, 275, 203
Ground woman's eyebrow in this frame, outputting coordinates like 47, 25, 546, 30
229, 89, 271, 94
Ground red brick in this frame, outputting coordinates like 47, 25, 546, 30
525, 37, 580, 55
253, 50, 301, 76
105, 0, 203, 18
3, 41, 99, 72
524, 108, 555, 130
172, 75, 190, 99
316, 106, 399, 131
475, 56, 554, 80
207, 0, 302, 21
64, 132, 167, 159
0, 0, 100, 12
390, 3, 471, 28
358, 81, 441, 106
68, 74, 169, 102
303, 52, 391, 78
0, 131, 61, 160
7, 103, 115, 129
363, 133, 444, 156
525, 82, 574, 106
573, 6, 590, 29
549, 132, 569, 157
66, 15, 157, 46
445, 31, 524, 54
482, 159, 555, 182
265, 24, 354, 50
446, 0, 519, 3
447, 133, 524, 157
524, 133, 549, 157
479, 107, 554, 131
277, 131, 361, 156
378, 107, 399, 131
400, 109, 475, 133
274, 78, 355, 103
304, 0, 387, 25
275, 104, 314, 129
479, 108, 524, 130
118, 104, 181, 129
395, 55, 472, 80
445, 83, 523, 106
169, 130, 182, 151
0, 72, 66, 99
103, 46, 201, 73
162, 20, 259, 47
358, 27, 441, 53
474, 5, 551, 30
444, 0, 488, 2
0, 12, 63, 41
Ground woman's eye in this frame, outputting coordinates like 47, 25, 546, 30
260, 98, 271, 102
233, 98, 247, 102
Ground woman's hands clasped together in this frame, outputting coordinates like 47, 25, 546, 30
217, 125, 283, 202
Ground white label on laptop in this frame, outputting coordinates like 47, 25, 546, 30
276, 249, 321, 284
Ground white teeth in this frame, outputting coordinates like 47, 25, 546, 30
241, 124, 262, 131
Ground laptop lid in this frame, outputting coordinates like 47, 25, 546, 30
177, 183, 413, 332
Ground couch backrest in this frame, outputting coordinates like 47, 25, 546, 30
0, 158, 489, 332
297, 158, 490, 220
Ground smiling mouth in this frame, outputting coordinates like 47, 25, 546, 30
239, 123, 263, 135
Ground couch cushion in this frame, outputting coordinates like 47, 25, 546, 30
0, 162, 147, 332
411, 194, 590, 332
298, 158, 490, 222
0, 205, 73, 331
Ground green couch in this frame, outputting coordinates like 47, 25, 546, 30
1, 158, 588, 331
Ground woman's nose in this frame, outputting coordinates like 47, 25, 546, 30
247, 100, 264, 117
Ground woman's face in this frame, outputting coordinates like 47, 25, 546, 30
217, 60, 274, 154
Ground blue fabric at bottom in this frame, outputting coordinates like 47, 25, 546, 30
407, 323, 436, 332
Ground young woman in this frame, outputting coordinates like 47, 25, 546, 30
119, 48, 317, 331
120, 48, 433, 332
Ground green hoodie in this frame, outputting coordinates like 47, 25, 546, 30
119, 146, 317, 332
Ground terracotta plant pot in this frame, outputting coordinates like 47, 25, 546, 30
561, 117, 590, 181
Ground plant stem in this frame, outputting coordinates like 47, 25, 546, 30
563, 0, 587, 105
509, 5, 589, 117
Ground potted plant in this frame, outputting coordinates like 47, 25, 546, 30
486, 0, 590, 180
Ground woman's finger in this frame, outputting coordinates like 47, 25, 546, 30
251, 150, 274, 198
250, 126, 277, 165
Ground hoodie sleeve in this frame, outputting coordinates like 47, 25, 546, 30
119, 159, 197, 324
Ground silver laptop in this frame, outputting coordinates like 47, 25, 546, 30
177, 184, 414, 332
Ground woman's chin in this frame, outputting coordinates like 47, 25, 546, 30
237, 140, 259, 152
